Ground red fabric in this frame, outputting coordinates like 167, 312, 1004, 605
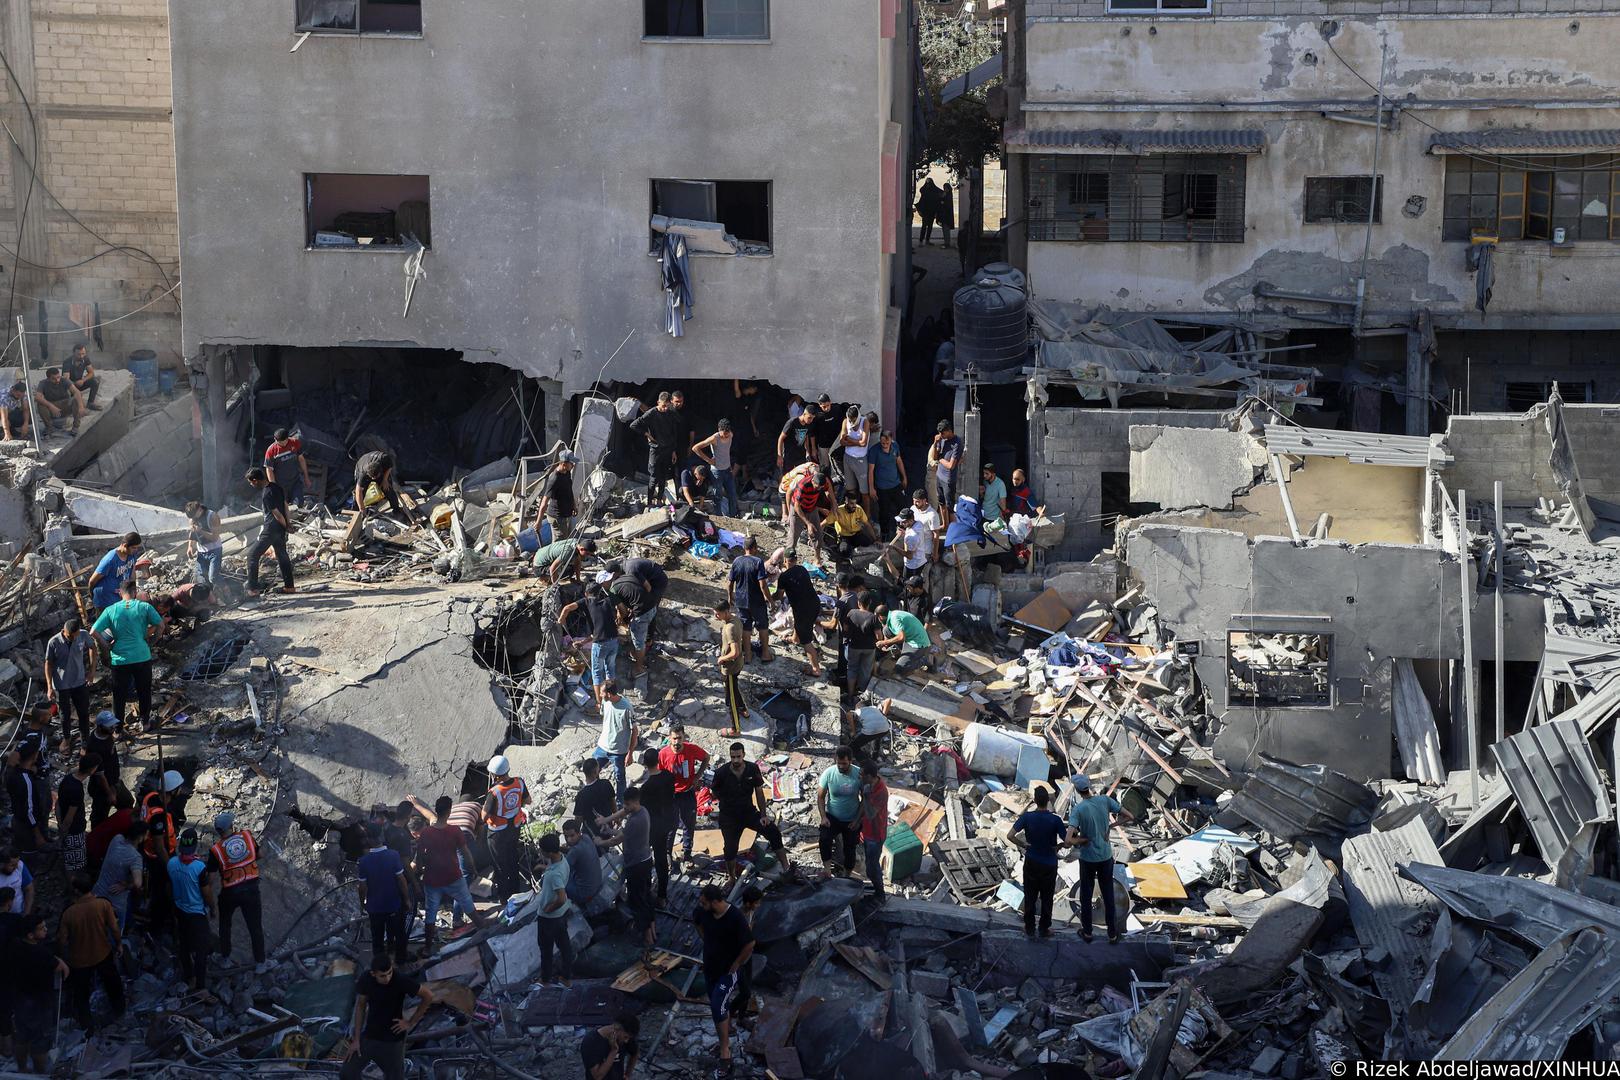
86, 808, 132, 863
264, 437, 302, 464
660, 744, 710, 794
695, 786, 716, 817
790, 474, 824, 513
416, 824, 465, 887
859, 779, 889, 844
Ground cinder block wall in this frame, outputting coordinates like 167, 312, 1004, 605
1444, 404, 1620, 507
1038, 407, 1228, 559
1025, 0, 1620, 15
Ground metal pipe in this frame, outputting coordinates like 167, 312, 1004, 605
1353, 37, 1390, 338
1494, 480, 1505, 749
15, 316, 40, 455
1252, 283, 1358, 308
1458, 488, 1479, 809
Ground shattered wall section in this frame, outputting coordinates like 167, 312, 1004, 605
1129, 425, 1260, 511
1124, 525, 1464, 779
1445, 403, 1620, 509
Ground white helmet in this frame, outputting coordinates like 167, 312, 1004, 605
488, 755, 511, 778
161, 769, 185, 793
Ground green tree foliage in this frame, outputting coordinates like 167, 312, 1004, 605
917, 10, 1003, 177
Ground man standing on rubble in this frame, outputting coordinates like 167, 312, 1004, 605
771, 549, 823, 678
342, 953, 434, 1080
598, 787, 657, 954
264, 427, 311, 509
88, 532, 142, 612
776, 407, 818, 480
353, 448, 415, 524
415, 796, 487, 953
858, 760, 889, 904
629, 391, 686, 508
560, 819, 606, 917
244, 467, 296, 597
357, 825, 411, 965
168, 828, 216, 991
91, 578, 158, 733
712, 742, 789, 884
534, 833, 574, 987
85, 712, 121, 826
1011, 787, 1065, 939
726, 535, 773, 666
786, 466, 831, 559
45, 617, 96, 744
695, 882, 755, 1080
659, 723, 709, 869
7, 913, 66, 1073
533, 452, 580, 541
1066, 774, 1133, 944
714, 600, 753, 739
140, 770, 184, 935
593, 680, 637, 799
58, 872, 124, 1032
692, 418, 739, 517
609, 557, 668, 675
841, 593, 882, 703
560, 570, 619, 712
638, 748, 677, 901
208, 812, 270, 974
817, 746, 863, 876
483, 755, 529, 903
868, 429, 908, 538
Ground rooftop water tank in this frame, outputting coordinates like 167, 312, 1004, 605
953, 277, 1029, 375
974, 261, 1028, 292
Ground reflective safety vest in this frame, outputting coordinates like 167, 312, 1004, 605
210, 829, 260, 889
140, 792, 175, 859
485, 779, 528, 831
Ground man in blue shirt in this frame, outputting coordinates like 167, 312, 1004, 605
726, 535, 773, 664
167, 829, 215, 990
1011, 788, 1067, 938
87, 533, 142, 611
357, 827, 410, 965
1065, 774, 1134, 943
866, 429, 908, 540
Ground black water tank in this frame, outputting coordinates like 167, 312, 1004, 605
953, 277, 1029, 374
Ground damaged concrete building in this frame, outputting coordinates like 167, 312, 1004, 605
167, 0, 917, 503
999, 0, 1620, 432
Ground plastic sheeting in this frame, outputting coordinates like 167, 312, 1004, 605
1393, 658, 1446, 784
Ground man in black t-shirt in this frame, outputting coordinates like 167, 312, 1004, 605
66, 343, 100, 408
771, 549, 823, 678
810, 394, 843, 476
244, 467, 294, 597
776, 409, 816, 474
7, 913, 65, 1074
637, 748, 677, 901
710, 742, 789, 883
573, 758, 618, 840
580, 1011, 640, 1080
694, 883, 754, 1077
534, 454, 579, 540
354, 449, 414, 523
342, 953, 434, 1080
842, 592, 883, 703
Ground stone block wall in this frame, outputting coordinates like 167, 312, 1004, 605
1025, 0, 1620, 16
1444, 404, 1620, 508
1037, 406, 1228, 558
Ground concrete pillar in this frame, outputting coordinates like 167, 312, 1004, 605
196, 346, 231, 507
539, 378, 565, 452
1405, 318, 1431, 436
1, 0, 48, 313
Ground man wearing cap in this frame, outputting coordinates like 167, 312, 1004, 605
533, 454, 579, 541
1066, 774, 1134, 944
208, 812, 269, 974
483, 755, 529, 903
692, 419, 739, 516
559, 573, 620, 711
533, 537, 596, 585
1, 380, 32, 441
168, 828, 217, 989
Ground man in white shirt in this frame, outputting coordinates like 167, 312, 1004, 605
840, 408, 876, 514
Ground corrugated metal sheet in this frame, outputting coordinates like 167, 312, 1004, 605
1340, 819, 1446, 1033
1005, 128, 1266, 154
1262, 424, 1435, 468
1491, 718, 1612, 867
941, 53, 1003, 104
1434, 927, 1620, 1061
1402, 863, 1620, 948
1217, 758, 1377, 843
1429, 129, 1620, 154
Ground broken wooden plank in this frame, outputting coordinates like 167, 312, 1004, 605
1135, 913, 1243, 929
612, 950, 684, 993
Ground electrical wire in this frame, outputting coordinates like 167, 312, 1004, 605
0, 45, 38, 343
25, 280, 181, 334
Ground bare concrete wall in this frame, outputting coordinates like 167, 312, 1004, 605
1014, 14, 1620, 323
1125, 525, 1464, 780
168, 0, 906, 410
1444, 403, 1620, 506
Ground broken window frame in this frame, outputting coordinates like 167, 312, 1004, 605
649, 178, 772, 253
643, 0, 770, 41
304, 173, 432, 251
1442, 153, 1620, 242
1027, 154, 1247, 243
1303, 175, 1382, 224
1505, 381, 1593, 412
295, 0, 423, 36
1226, 628, 1335, 709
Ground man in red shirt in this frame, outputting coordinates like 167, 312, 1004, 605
264, 428, 311, 507
415, 796, 487, 953
657, 724, 709, 867
86, 790, 136, 865
786, 467, 831, 560
859, 760, 889, 905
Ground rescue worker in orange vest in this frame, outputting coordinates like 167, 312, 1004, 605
139, 769, 184, 935
483, 755, 530, 902
207, 811, 270, 974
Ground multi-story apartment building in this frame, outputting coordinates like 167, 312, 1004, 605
1001, 0, 1620, 430
169, 0, 913, 501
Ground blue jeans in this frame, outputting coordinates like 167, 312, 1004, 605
588, 639, 619, 688
713, 468, 739, 517
593, 747, 627, 798
195, 547, 222, 585
629, 607, 657, 652
425, 877, 477, 926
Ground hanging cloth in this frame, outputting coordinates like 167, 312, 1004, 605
660, 232, 694, 338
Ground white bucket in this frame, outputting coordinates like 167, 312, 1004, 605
963, 722, 1047, 777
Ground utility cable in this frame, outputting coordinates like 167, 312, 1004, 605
0, 45, 39, 343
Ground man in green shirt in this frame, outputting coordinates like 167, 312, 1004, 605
874, 604, 934, 674
91, 580, 162, 732
533, 538, 596, 584
816, 746, 863, 876
1065, 773, 1133, 944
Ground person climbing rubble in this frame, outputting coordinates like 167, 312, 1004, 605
559, 570, 620, 712
264, 427, 311, 509
482, 754, 530, 903
771, 548, 824, 678
607, 556, 668, 674
353, 448, 416, 525
207, 811, 270, 974
88, 532, 142, 614
244, 466, 296, 597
